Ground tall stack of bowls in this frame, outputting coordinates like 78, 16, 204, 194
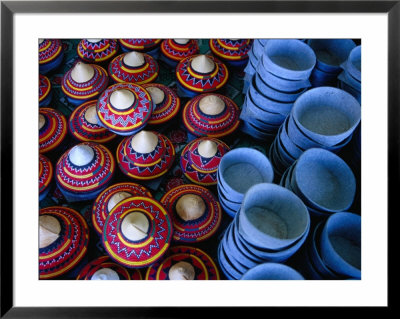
297, 212, 361, 279
338, 45, 361, 103
216, 148, 274, 218
307, 39, 356, 87
218, 183, 310, 280
269, 86, 361, 177
240, 39, 316, 141
279, 148, 357, 221
243, 39, 269, 93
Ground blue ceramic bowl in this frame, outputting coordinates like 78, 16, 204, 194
262, 39, 316, 80
342, 45, 361, 82
291, 86, 361, 147
255, 72, 308, 103
240, 262, 304, 280
307, 39, 356, 74
249, 76, 294, 116
238, 183, 310, 251
257, 55, 311, 92
278, 118, 305, 159
293, 148, 356, 213
319, 212, 361, 279
241, 97, 286, 129
217, 242, 243, 279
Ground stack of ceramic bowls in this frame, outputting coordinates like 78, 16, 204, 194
270, 86, 361, 177
240, 39, 316, 140
338, 45, 361, 103
240, 262, 304, 280
217, 147, 274, 218
280, 148, 357, 220
218, 183, 310, 280
306, 39, 356, 87
298, 212, 361, 279
243, 39, 269, 93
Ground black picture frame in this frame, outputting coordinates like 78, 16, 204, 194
1, 1, 395, 317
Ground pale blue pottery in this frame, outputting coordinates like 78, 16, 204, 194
293, 148, 356, 213
262, 39, 316, 80
278, 118, 305, 159
307, 39, 356, 74
319, 212, 361, 279
238, 183, 310, 251
241, 262, 304, 280
291, 86, 361, 147
218, 242, 242, 279
342, 45, 361, 82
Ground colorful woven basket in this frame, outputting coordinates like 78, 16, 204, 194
55, 142, 116, 202
160, 184, 222, 242
39, 74, 52, 107
39, 206, 89, 279
96, 82, 154, 136
102, 196, 173, 268
176, 54, 229, 98
108, 51, 159, 84
77, 39, 119, 64
76, 255, 133, 280
209, 39, 253, 68
39, 108, 68, 154
116, 131, 175, 180
180, 137, 230, 186
182, 93, 241, 138
160, 39, 200, 68
92, 182, 153, 236
39, 154, 53, 201
141, 83, 181, 125
145, 245, 220, 280
39, 39, 64, 74
68, 99, 117, 144
118, 39, 162, 58
61, 62, 109, 106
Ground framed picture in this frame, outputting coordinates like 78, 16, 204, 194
1, 0, 394, 317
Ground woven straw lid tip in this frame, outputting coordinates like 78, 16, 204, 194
123, 51, 145, 67
91, 268, 120, 280
121, 212, 149, 241
198, 95, 225, 115
198, 139, 218, 158
68, 144, 95, 167
191, 55, 215, 74
168, 261, 195, 280
39, 215, 61, 249
176, 194, 206, 221
131, 130, 158, 154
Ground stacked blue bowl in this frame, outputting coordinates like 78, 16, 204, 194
269, 86, 361, 177
307, 39, 356, 87
240, 39, 316, 141
279, 148, 357, 220
240, 262, 304, 280
297, 212, 361, 279
218, 183, 310, 280
243, 39, 269, 93
217, 147, 274, 218
338, 45, 361, 103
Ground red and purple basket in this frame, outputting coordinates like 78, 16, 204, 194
145, 245, 220, 280
141, 83, 181, 126
159, 184, 222, 243
55, 142, 116, 202
102, 196, 173, 268
61, 62, 109, 106
108, 51, 159, 85
160, 39, 200, 68
76, 255, 134, 280
39, 39, 64, 74
39, 74, 52, 107
118, 39, 162, 59
39, 108, 68, 155
39, 154, 53, 201
39, 206, 89, 279
68, 99, 117, 144
96, 82, 154, 136
116, 131, 176, 181
209, 39, 253, 70
182, 93, 241, 140
175, 54, 229, 98
77, 39, 119, 64
180, 137, 230, 186
92, 182, 153, 236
